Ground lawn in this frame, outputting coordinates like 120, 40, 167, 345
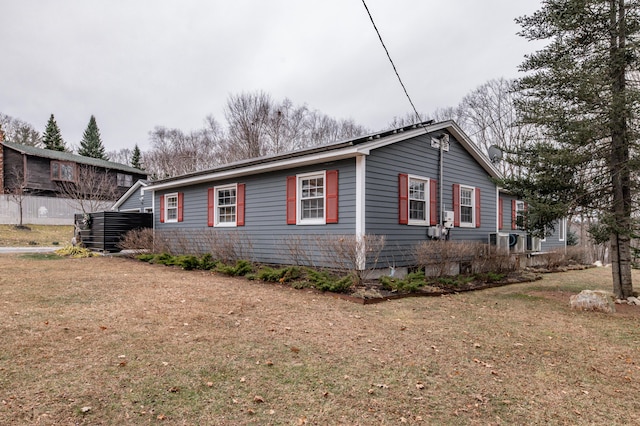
0, 254, 638, 425
0, 224, 74, 247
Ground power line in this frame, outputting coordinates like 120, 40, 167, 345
360, 0, 425, 127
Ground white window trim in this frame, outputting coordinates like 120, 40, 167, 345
459, 185, 475, 228
515, 200, 525, 231
214, 183, 238, 227
164, 192, 179, 223
297, 171, 326, 225
407, 174, 429, 226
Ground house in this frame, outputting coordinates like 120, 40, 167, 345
497, 191, 567, 253
0, 141, 147, 199
112, 179, 152, 212
144, 120, 527, 272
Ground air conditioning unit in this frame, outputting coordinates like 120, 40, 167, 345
489, 232, 509, 250
530, 236, 542, 252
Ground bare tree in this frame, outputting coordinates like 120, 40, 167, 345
144, 117, 224, 179
4, 163, 29, 227
0, 113, 42, 147
107, 148, 132, 165
223, 91, 272, 161
57, 165, 119, 214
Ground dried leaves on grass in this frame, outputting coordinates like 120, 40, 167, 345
0, 255, 639, 425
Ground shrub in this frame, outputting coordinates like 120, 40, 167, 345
256, 266, 301, 283
321, 234, 386, 285
380, 271, 427, 292
305, 268, 353, 293
216, 260, 253, 276
117, 228, 155, 256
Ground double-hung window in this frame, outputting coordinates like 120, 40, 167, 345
399, 174, 436, 226
216, 185, 237, 226
515, 200, 525, 230
408, 177, 428, 225
208, 184, 245, 227
460, 186, 474, 226
453, 184, 480, 228
286, 171, 338, 225
299, 172, 325, 224
165, 193, 179, 222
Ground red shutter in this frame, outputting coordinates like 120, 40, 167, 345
475, 187, 481, 228
453, 184, 460, 227
429, 179, 438, 225
286, 176, 297, 224
512, 199, 517, 230
237, 183, 245, 226
326, 170, 338, 223
398, 174, 408, 224
159, 195, 165, 223
177, 192, 184, 222
498, 198, 504, 230
207, 188, 214, 227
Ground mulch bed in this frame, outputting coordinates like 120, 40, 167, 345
335, 271, 544, 305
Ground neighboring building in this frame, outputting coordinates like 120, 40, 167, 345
144, 120, 520, 270
1, 141, 147, 199
112, 179, 152, 212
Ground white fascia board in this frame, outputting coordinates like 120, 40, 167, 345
145, 147, 366, 192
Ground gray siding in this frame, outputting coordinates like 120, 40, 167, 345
540, 219, 567, 251
118, 185, 152, 212
500, 193, 566, 252
154, 159, 357, 267
365, 131, 498, 267
151, 129, 503, 269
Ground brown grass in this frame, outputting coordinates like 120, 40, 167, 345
0, 255, 638, 425
0, 224, 74, 247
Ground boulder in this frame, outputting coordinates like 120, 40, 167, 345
569, 290, 616, 313
627, 296, 640, 306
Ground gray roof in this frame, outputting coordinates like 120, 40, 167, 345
2, 141, 146, 175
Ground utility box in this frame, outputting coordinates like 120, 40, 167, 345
443, 211, 454, 228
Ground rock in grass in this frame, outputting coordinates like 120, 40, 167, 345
569, 290, 615, 313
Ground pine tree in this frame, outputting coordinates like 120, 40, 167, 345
42, 114, 67, 152
502, 0, 640, 298
131, 144, 143, 170
78, 115, 107, 160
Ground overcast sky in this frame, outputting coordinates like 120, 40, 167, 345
1, 0, 543, 153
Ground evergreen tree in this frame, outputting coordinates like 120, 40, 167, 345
78, 115, 107, 160
502, 0, 640, 298
42, 114, 67, 152
131, 144, 143, 170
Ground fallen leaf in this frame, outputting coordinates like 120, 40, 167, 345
206, 382, 213, 387
254, 395, 265, 403
80, 406, 91, 413
290, 346, 300, 354
168, 387, 180, 393
416, 382, 425, 390
157, 414, 166, 420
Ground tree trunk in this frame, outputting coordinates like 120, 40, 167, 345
609, 0, 634, 299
